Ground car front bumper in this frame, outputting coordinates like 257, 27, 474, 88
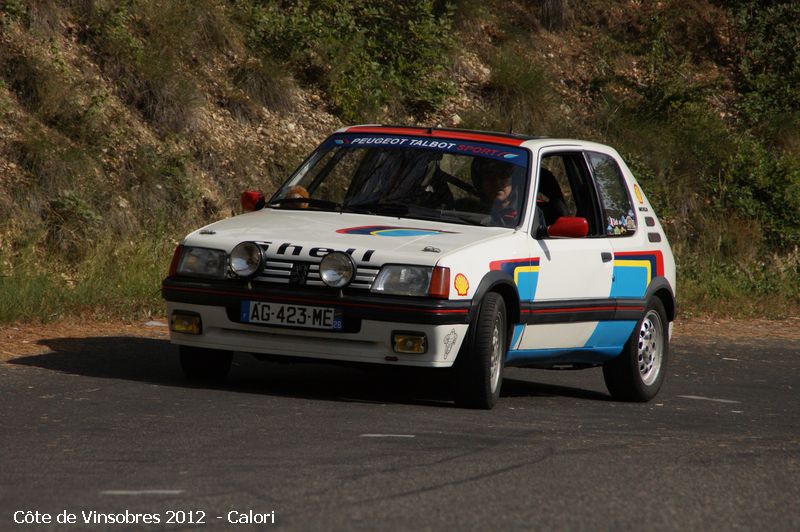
163, 278, 472, 367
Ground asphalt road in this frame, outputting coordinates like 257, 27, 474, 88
1, 329, 798, 531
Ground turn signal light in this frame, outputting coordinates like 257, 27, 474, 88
168, 244, 184, 277
428, 266, 450, 298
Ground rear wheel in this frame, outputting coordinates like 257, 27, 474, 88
603, 297, 669, 401
179, 345, 233, 384
453, 292, 507, 409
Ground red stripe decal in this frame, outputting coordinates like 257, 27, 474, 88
523, 306, 617, 314
344, 126, 526, 147
164, 285, 469, 314
490, 257, 540, 271
614, 250, 664, 277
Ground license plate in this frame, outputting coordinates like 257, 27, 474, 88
240, 301, 342, 330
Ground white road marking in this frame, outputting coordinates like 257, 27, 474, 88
359, 434, 416, 438
100, 490, 184, 496
722, 357, 739, 361
677, 395, 741, 404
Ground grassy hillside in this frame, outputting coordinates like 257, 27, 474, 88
1, 0, 798, 322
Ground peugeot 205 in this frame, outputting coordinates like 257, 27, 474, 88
162, 125, 676, 409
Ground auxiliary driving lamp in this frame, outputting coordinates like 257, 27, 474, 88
392, 332, 427, 354
170, 311, 202, 335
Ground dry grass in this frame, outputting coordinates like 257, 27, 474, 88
0, 318, 170, 362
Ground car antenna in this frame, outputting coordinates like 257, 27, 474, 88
427, 126, 433, 134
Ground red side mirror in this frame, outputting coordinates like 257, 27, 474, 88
241, 190, 265, 212
548, 217, 589, 238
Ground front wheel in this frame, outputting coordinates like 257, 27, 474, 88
603, 298, 669, 401
179, 345, 233, 384
453, 292, 507, 409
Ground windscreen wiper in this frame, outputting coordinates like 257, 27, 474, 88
267, 197, 342, 210
342, 202, 410, 216
403, 210, 491, 226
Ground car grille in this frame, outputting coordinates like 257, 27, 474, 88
254, 258, 380, 290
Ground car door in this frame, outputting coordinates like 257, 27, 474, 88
510, 148, 616, 356
587, 150, 656, 302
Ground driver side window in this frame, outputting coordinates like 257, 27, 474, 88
535, 152, 604, 238
540, 155, 578, 221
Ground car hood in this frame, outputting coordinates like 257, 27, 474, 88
182, 208, 512, 266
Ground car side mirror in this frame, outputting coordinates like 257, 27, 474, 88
241, 190, 265, 212
547, 217, 589, 238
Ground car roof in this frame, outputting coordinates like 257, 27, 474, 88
337, 125, 614, 153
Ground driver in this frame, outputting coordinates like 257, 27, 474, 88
471, 157, 519, 225
282, 185, 309, 208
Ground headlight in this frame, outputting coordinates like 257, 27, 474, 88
371, 265, 432, 296
230, 242, 263, 277
176, 246, 226, 279
320, 251, 355, 288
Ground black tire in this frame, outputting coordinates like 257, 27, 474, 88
179, 345, 233, 385
603, 297, 669, 401
453, 292, 507, 409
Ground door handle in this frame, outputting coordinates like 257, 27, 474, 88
601, 252, 613, 263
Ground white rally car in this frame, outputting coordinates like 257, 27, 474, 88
163, 125, 676, 409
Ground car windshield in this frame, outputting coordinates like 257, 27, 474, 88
270, 133, 531, 227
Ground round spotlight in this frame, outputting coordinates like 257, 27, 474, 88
230, 242, 263, 277
320, 251, 355, 288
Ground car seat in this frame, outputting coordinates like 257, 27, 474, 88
538, 168, 569, 225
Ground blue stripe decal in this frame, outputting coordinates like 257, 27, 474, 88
510, 324, 524, 350
491, 258, 540, 302
372, 228, 441, 237
516, 270, 538, 300
506, 347, 624, 366
584, 320, 637, 349
610, 266, 649, 298
506, 320, 636, 366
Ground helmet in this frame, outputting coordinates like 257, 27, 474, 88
470, 157, 514, 189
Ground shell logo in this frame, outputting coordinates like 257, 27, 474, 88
454, 273, 469, 296
634, 184, 644, 204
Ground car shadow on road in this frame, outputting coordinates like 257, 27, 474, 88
10, 336, 184, 385
501, 377, 612, 402
7, 336, 612, 405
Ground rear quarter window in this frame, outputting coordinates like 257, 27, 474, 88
586, 152, 637, 236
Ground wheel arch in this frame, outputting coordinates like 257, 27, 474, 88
470, 271, 520, 346
645, 277, 676, 322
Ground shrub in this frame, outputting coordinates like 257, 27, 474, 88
0, 42, 103, 143
245, 0, 456, 121
230, 56, 295, 114
461, 46, 561, 136
79, 2, 203, 133
125, 144, 199, 225
727, 1, 800, 128
45, 190, 102, 257
10, 127, 98, 193
721, 136, 800, 249
0, 0, 26, 25
536, 0, 571, 32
